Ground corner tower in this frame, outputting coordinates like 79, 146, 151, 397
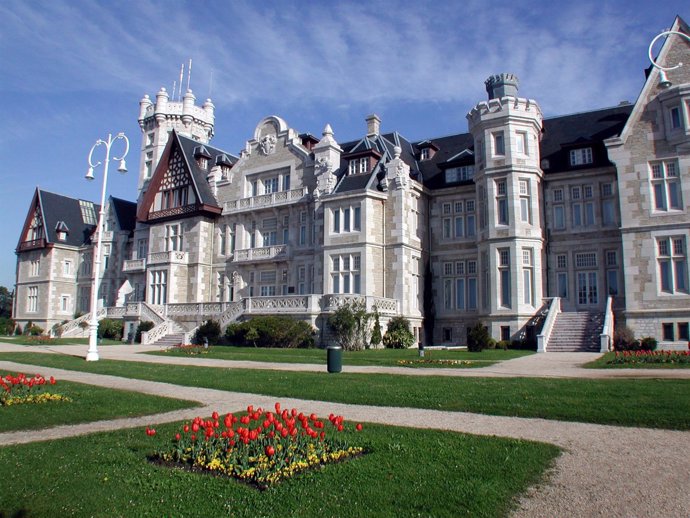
467, 74, 545, 339
136, 88, 215, 195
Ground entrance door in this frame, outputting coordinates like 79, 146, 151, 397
577, 272, 598, 306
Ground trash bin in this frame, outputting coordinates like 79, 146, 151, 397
418, 342, 425, 358
327, 345, 342, 373
128, 332, 134, 345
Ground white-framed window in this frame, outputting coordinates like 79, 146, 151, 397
553, 188, 564, 202
493, 132, 505, 156
519, 179, 531, 224
299, 211, 307, 246
102, 244, 111, 270
263, 177, 279, 194
496, 180, 508, 225
331, 253, 361, 294
554, 205, 565, 230
60, 294, 71, 313
282, 174, 291, 191
657, 236, 688, 294
557, 272, 568, 298
145, 151, 153, 179
218, 225, 227, 255
149, 270, 168, 305
146, 132, 154, 147
27, 286, 38, 313
498, 248, 511, 308
650, 160, 682, 212
442, 218, 452, 240
522, 248, 534, 306
137, 239, 148, 260
63, 260, 72, 277
165, 224, 183, 252
331, 205, 361, 233
420, 148, 430, 160
669, 106, 682, 130
29, 259, 40, 277
516, 131, 528, 155
570, 147, 593, 166
602, 182, 616, 227
557, 254, 567, 269
575, 252, 597, 268
444, 165, 474, 183
349, 157, 369, 175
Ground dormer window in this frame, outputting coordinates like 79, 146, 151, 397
421, 148, 430, 160
55, 221, 69, 242
349, 157, 369, 175
197, 157, 208, 169
193, 145, 211, 170
444, 165, 475, 183
570, 147, 593, 166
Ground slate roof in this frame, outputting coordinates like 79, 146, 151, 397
175, 132, 239, 207
33, 189, 100, 247
540, 104, 633, 174
333, 132, 420, 193
414, 133, 475, 189
110, 197, 136, 232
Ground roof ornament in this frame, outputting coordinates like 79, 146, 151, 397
259, 134, 277, 155
648, 29, 690, 88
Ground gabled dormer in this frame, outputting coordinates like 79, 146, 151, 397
343, 138, 382, 176
215, 153, 234, 180
193, 145, 212, 170
137, 130, 222, 222
55, 221, 69, 242
417, 140, 439, 161
440, 148, 475, 184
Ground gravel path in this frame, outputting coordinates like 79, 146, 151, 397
1, 344, 689, 517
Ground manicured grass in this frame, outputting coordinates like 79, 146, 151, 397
0, 378, 200, 433
0, 337, 122, 346
0, 418, 559, 517
585, 352, 690, 369
152, 345, 533, 368
2, 352, 689, 430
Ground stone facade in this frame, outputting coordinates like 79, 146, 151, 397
13, 18, 690, 349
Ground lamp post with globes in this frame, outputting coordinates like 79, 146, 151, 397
85, 132, 129, 361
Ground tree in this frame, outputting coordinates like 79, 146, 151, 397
0, 286, 13, 319
382, 316, 414, 349
370, 308, 382, 349
327, 300, 371, 351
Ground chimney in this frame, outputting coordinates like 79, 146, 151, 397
366, 114, 381, 137
485, 73, 519, 100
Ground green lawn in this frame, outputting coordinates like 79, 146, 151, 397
0, 418, 559, 517
0, 337, 123, 346
0, 378, 200, 433
152, 345, 533, 368
584, 352, 690, 369
2, 352, 688, 430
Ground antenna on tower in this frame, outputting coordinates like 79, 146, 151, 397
172, 80, 177, 100
178, 63, 184, 101
187, 58, 193, 91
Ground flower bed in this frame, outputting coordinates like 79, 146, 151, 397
397, 359, 474, 367
607, 350, 690, 365
147, 403, 365, 489
1, 372, 72, 406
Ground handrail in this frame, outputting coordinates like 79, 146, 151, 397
536, 297, 561, 353
60, 308, 106, 337
600, 295, 614, 353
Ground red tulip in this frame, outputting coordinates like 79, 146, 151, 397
175, 433, 181, 441
183, 424, 190, 433
265, 445, 275, 457
212, 411, 219, 420
355, 423, 363, 432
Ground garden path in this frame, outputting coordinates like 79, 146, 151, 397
2, 341, 689, 379
0, 356, 688, 518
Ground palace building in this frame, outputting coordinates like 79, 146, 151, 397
13, 17, 690, 350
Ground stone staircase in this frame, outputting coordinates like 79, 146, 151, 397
547, 311, 603, 352
151, 332, 185, 348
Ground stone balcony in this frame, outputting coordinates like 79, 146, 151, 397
148, 250, 188, 266
122, 258, 146, 272
17, 238, 46, 251
223, 187, 308, 214
233, 245, 289, 263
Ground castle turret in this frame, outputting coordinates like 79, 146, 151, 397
136, 87, 215, 194
467, 74, 545, 339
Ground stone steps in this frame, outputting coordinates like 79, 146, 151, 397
549, 311, 603, 352
152, 333, 185, 348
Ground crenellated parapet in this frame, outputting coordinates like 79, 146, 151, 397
467, 96, 542, 129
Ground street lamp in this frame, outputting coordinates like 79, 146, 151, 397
85, 132, 129, 361
648, 29, 690, 88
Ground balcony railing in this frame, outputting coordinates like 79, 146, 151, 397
224, 187, 308, 214
123, 258, 146, 272
148, 251, 188, 266
233, 245, 288, 263
17, 238, 46, 251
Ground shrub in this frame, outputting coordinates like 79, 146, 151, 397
613, 325, 636, 351
327, 301, 370, 351
496, 340, 510, 351
382, 316, 415, 349
0, 317, 15, 335
27, 324, 44, 336
639, 336, 658, 351
467, 322, 492, 352
97, 318, 123, 340
14, 324, 22, 336
370, 309, 382, 349
225, 316, 315, 348
192, 320, 222, 346
135, 321, 155, 343
51, 323, 63, 338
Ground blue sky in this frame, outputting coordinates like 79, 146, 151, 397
0, 0, 687, 289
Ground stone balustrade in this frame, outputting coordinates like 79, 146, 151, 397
233, 245, 288, 263
148, 251, 188, 265
123, 258, 146, 272
223, 187, 308, 214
